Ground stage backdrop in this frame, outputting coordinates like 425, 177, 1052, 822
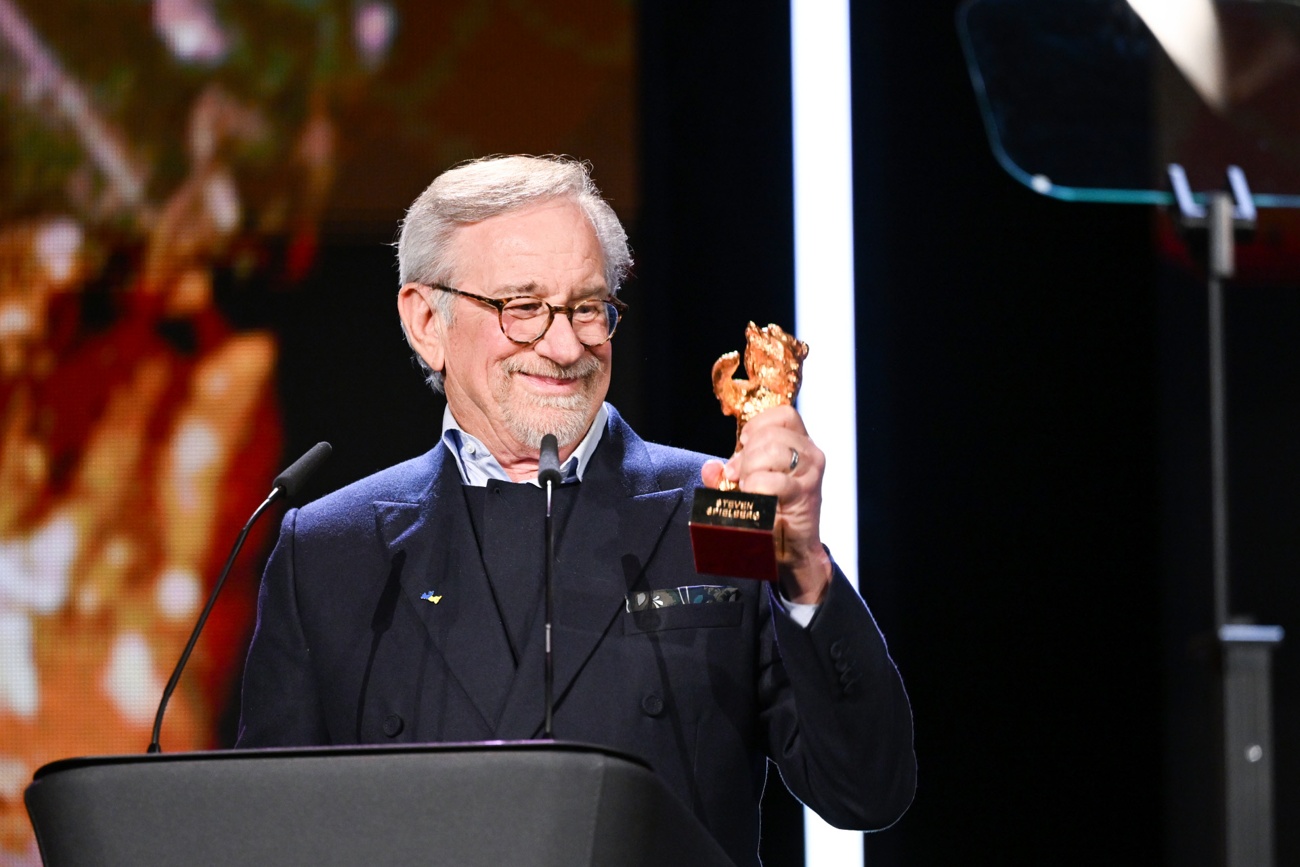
0, 2, 634, 863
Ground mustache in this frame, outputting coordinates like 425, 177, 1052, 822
502, 355, 604, 380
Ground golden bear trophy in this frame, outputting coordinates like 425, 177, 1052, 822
689, 322, 809, 582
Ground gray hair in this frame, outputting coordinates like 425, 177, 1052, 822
396, 155, 632, 393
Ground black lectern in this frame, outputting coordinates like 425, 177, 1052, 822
25, 742, 734, 867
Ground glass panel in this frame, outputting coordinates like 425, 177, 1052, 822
959, 0, 1300, 207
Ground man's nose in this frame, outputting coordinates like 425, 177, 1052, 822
533, 311, 586, 366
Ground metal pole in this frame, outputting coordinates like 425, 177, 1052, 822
1206, 192, 1234, 631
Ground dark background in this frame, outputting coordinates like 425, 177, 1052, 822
267, 3, 1298, 865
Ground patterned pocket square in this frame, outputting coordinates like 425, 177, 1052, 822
626, 585, 740, 612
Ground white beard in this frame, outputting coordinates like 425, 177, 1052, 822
496, 355, 605, 449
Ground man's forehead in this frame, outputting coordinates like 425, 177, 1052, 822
486, 280, 609, 299
445, 201, 608, 298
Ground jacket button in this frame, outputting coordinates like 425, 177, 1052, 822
383, 713, 404, 737
829, 639, 846, 660
641, 693, 665, 717
834, 657, 851, 673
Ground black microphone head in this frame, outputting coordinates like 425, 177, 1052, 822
538, 433, 561, 487
273, 442, 332, 499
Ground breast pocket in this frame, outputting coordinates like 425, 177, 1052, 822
623, 601, 744, 635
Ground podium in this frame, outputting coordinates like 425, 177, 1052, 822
25, 741, 735, 867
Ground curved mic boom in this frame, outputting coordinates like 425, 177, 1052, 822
147, 442, 332, 753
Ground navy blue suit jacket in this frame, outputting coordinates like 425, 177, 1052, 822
237, 407, 915, 865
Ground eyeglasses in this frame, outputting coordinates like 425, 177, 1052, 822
430, 284, 628, 347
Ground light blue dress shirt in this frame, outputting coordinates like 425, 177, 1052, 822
441, 403, 608, 486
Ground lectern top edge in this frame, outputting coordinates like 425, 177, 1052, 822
29, 739, 650, 782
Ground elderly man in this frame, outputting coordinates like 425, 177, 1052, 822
237, 155, 915, 866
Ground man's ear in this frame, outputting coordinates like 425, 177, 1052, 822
396, 283, 445, 373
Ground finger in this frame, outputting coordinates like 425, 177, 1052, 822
738, 432, 808, 478
737, 405, 807, 448
701, 459, 726, 489
740, 468, 796, 498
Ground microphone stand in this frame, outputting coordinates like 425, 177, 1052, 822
147, 442, 332, 753
148, 492, 277, 753
543, 480, 555, 739
538, 434, 561, 740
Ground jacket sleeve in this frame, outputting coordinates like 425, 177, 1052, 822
759, 565, 917, 829
235, 508, 330, 747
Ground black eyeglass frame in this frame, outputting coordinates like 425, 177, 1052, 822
429, 283, 628, 347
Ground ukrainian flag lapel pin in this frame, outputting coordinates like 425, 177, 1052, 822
420, 590, 443, 604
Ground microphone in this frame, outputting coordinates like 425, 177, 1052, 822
147, 442, 333, 753
273, 441, 333, 499
538, 434, 560, 739
538, 434, 561, 487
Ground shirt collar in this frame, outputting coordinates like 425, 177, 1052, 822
440, 403, 609, 487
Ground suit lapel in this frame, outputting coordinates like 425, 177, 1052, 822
375, 446, 516, 732
495, 415, 685, 739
